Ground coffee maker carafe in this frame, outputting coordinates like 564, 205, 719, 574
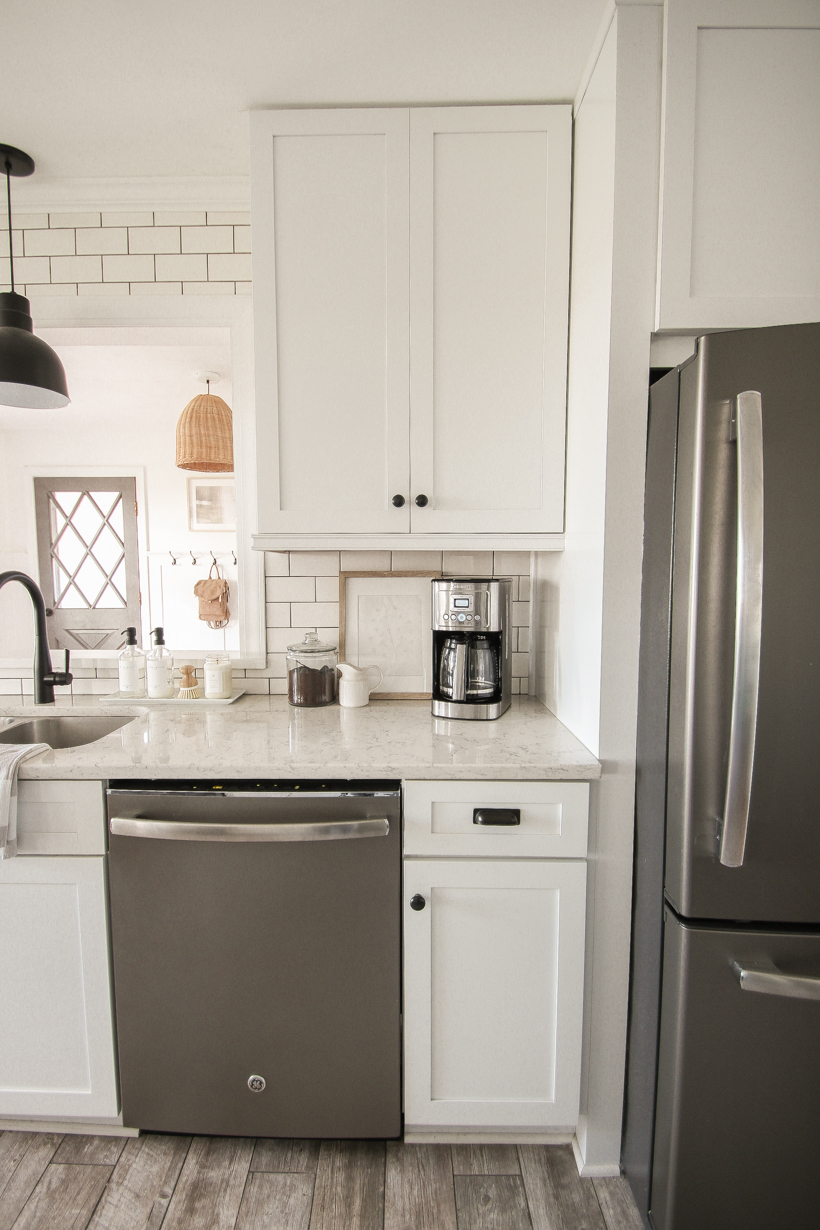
431, 578, 512, 720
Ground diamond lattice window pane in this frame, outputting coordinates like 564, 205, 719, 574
112, 559, 128, 600
94, 527, 124, 574
95, 491, 121, 518
97, 583, 126, 609
53, 523, 86, 574
72, 494, 106, 546
108, 497, 124, 538
74, 555, 107, 605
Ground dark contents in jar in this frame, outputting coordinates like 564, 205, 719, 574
288, 663, 338, 707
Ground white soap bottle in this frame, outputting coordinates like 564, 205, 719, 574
146, 626, 175, 699
118, 627, 146, 697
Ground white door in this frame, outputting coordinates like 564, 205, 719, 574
657, 0, 820, 330
408, 106, 571, 534
0, 857, 119, 1120
403, 858, 586, 1129
251, 108, 411, 534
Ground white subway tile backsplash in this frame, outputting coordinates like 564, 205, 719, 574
290, 602, 339, 627
242, 678, 271, 695
443, 551, 493, 576
517, 626, 530, 653
103, 253, 155, 282
265, 603, 291, 627
51, 254, 102, 283
315, 575, 341, 602
517, 574, 531, 601
13, 212, 49, 229
512, 652, 529, 679
340, 551, 391, 572
512, 601, 530, 627
267, 576, 315, 602
289, 552, 339, 577
29, 281, 77, 296
48, 211, 101, 229
156, 253, 208, 281
153, 211, 207, 226
128, 226, 181, 255
493, 552, 531, 576
233, 226, 251, 253
78, 281, 130, 296
208, 252, 252, 281
0, 679, 23, 696
130, 281, 181, 295
183, 280, 233, 294
264, 552, 289, 577
182, 225, 233, 253
14, 255, 51, 283
270, 678, 288, 695
391, 551, 442, 571
24, 228, 75, 257
235, 281, 252, 295
266, 627, 314, 653
207, 211, 251, 226
76, 227, 128, 255
102, 211, 153, 227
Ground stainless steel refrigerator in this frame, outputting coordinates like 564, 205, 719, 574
623, 323, 820, 1230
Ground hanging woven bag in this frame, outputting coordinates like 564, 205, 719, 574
194, 563, 230, 629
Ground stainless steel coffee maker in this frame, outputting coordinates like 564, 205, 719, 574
431, 578, 512, 720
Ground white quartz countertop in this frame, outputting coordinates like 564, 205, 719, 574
1, 695, 600, 782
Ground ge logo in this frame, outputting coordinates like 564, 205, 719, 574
247, 1075, 266, 1093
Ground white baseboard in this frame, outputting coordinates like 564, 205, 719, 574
0, 1117, 139, 1137
404, 1129, 574, 1145
572, 1133, 621, 1177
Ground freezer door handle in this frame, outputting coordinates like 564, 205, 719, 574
719, 390, 764, 868
731, 958, 820, 1001
109, 816, 390, 842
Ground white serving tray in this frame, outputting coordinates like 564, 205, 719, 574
104, 689, 246, 706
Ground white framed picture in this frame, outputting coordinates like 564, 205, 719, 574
187, 478, 236, 531
339, 571, 439, 698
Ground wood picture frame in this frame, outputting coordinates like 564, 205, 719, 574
339, 570, 441, 699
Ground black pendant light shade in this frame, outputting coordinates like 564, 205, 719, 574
0, 291, 69, 407
1, 143, 70, 409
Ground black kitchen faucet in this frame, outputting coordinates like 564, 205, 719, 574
0, 571, 72, 703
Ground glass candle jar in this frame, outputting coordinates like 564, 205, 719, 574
203, 653, 233, 700
286, 632, 338, 707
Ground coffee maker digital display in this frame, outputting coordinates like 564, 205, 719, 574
431, 578, 512, 720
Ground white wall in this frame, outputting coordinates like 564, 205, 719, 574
533, 1, 663, 1173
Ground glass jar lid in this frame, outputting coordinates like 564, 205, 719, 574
287, 630, 337, 655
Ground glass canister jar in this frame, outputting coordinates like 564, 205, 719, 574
286, 632, 338, 707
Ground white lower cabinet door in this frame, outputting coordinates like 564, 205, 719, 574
404, 858, 586, 1130
0, 857, 119, 1120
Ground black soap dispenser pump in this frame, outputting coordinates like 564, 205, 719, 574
118, 626, 146, 698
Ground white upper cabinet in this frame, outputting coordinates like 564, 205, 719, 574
251, 105, 571, 541
409, 106, 571, 534
657, 0, 820, 330
251, 109, 410, 535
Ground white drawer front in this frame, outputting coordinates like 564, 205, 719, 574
404, 780, 588, 858
16, 781, 106, 856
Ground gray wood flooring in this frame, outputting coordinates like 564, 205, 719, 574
0, 1133, 644, 1230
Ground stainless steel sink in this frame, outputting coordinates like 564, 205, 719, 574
0, 715, 133, 749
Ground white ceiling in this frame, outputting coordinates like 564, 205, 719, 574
3, 0, 608, 183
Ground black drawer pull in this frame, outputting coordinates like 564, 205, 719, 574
473, 808, 520, 826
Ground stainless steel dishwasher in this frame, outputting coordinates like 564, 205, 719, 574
106, 779, 401, 1138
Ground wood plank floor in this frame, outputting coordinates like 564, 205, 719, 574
0, 1134, 644, 1230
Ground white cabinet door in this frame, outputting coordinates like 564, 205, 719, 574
409, 106, 571, 534
404, 858, 586, 1130
0, 857, 119, 1120
251, 108, 411, 534
657, 0, 820, 329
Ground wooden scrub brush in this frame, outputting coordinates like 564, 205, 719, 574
178, 665, 202, 699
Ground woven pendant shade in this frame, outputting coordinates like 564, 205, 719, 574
175, 393, 233, 472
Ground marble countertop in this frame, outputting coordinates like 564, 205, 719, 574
1, 695, 600, 782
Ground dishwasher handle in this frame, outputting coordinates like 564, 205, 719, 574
110, 816, 389, 842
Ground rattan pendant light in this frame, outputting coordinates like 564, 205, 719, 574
175, 372, 233, 472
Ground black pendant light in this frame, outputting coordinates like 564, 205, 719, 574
0, 144, 69, 408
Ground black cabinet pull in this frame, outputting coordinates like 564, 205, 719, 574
410, 893, 426, 911
392, 494, 405, 507
473, 808, 521, 826
415, 494, 428, 507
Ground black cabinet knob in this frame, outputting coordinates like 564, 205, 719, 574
410, 893, 426, 911
392, 494, 405, 507
415, 494, 428, 507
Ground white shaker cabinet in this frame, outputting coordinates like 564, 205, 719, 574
250, 105, 571, 542
657, 0, 820, 330
0, 782, 119, 1122
403, 780, 587, 1134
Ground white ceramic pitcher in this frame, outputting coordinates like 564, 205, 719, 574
337, 662, 383, 708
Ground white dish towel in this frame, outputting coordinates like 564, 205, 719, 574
0, 744, 50, 859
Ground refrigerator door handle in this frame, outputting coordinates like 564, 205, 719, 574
731, 958, 820, 1001
719, 390, 764, 868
